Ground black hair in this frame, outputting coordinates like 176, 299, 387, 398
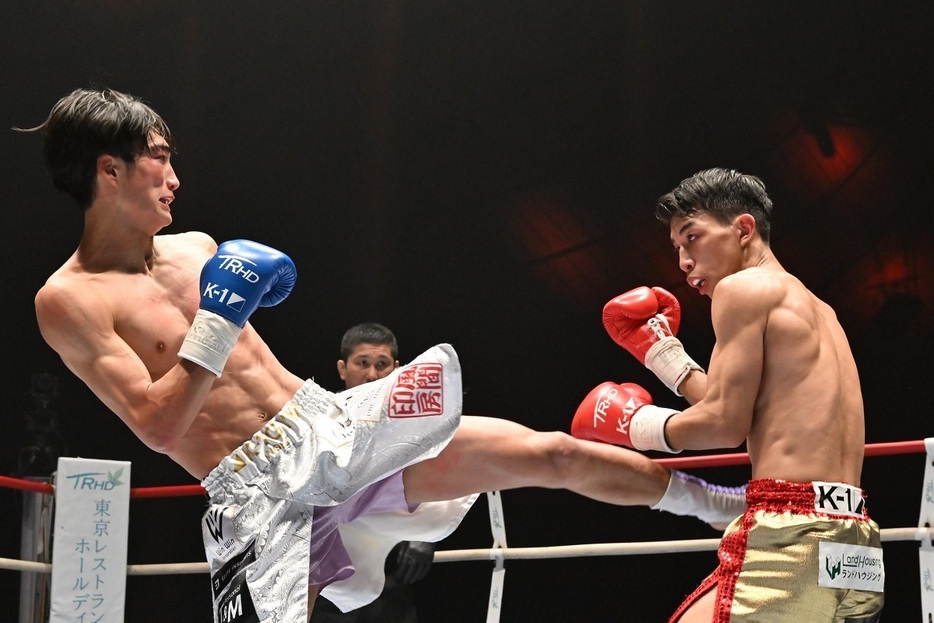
340, 323, 399, 360
18, 87, 173, 210
655, 168, 772, 244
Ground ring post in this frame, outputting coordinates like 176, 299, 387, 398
19, 477, 53, 623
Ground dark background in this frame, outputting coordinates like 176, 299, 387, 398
2, 2, 932, 621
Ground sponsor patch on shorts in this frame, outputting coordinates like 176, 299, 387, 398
818, 542, 884, 593
389, 363, 444, 417
203, 505, 242, 564
211, 545, 259, 623
812, 482, 865, 518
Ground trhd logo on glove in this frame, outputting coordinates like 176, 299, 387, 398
215, 254, 263, 283
199, 252, 266, 313
590, 385, 634, 435
572, 381, 681, 452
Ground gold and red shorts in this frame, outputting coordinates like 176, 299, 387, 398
670, 479, 884, 622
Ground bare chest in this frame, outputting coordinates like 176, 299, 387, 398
104, 269, 202, 379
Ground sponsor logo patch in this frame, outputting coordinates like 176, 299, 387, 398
818, 541, 884, 592
389, 363, 444, 418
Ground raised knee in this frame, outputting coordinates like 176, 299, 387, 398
530, 430, 581, 484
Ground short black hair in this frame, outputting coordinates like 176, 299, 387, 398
655, 168, 773, 244
340, 323, 398, 360
19, 87, 173, 210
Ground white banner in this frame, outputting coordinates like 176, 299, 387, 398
919, 438, 934, 621
50, 457, 131, 623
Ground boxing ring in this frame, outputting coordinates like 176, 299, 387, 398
2, 439, 932, 621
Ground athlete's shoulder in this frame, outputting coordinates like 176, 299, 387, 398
154, 232, 218, 269
35, 262, 111, 347
717, 268, 785, 303
157, 230, 218, 253
37, 253, 92, 306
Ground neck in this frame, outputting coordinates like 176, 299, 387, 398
748, 243, 783, 273
78, 208, 159, 274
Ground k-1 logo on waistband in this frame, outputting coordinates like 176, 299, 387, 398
813, 482, 865, 518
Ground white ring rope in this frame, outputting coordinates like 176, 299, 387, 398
0, 526, 926, 576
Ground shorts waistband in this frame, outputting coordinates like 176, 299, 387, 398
746, 479, 869, 519
201, 379, 336, 500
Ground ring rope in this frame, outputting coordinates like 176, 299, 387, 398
0, 527, 927, 576
0, 439, 925, 498
654, 439, 925, 468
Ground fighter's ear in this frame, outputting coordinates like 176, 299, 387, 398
97, 153, 119, 181
736, 213, 757, 244
336, 359, 347, 381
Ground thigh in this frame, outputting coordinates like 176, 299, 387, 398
402, 415, 558, 504
674, 587, 716, 623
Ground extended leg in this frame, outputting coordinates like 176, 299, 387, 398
402, 415, 670, 506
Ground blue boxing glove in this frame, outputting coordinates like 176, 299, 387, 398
198, 239, 296, 327
179, 240, 297, 376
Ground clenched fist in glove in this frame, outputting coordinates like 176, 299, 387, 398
603, 286, 703, 395
571, 381, 680, 453
179, 239, 297, 376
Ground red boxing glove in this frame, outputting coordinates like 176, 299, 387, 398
571, 382, 680, 453
602, 286, 703, 396
602, 286, 681, 362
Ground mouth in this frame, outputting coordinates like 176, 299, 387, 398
689, 277, 706, 292
159, 196, 174, 208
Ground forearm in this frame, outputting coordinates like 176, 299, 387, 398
133, 361, 217, 452
677, 369, 707, 405
665, 405, 748, 452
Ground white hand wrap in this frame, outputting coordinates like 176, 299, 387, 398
644, 336, 704, 396
651, 470, 747, 526
178, 309, 242, 377
630, 404, 680, 453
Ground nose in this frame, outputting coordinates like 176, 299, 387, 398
167, 164, 180, 191
678, 249, 694, 274
363, 365, 380, 382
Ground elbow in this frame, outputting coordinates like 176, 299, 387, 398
134, 409, 185, 455
717, 429, 748, 449
147, 437, 180, 455
709, 414, 751, 449
139, 427, 182, 454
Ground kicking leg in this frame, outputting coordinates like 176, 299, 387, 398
402, 415, 670, 506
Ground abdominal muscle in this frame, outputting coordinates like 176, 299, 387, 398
167, 327, 306, 480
